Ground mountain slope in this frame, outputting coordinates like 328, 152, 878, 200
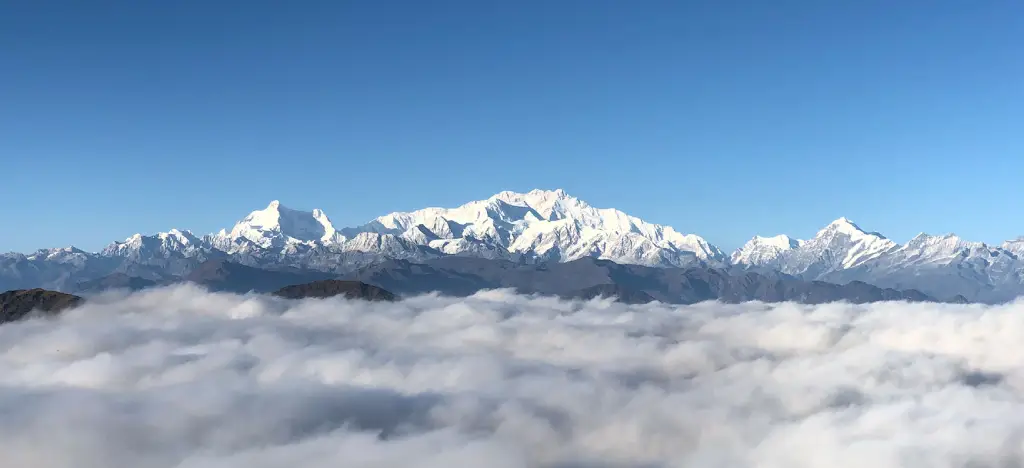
75, 273, 160, 294
183, 260, 336, 293
565, 283, 658, 304
273, 280, 396, 301
0, 288, 82, 323
344, 257, 941, 305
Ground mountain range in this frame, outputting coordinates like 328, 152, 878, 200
4, 189, 1022, 302
62, 256, 951, 306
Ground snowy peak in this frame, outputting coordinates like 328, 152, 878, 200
101, 228, 205, 259
907, 232, 973, 247
817, 217, 887, 240
490, 188, 581, 221
897, 232, 998, 261
162, 229, 197, 243
491, 188, 570, 203
810, 217, 898, 266
734, 217, 898, 277
730, 235, 801, 265
1003, 237, 1024, 257
26, 246, 90, 262
217, 200, 344, 251
759, 234, 801, 249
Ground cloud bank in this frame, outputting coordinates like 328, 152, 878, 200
2, 285, 1024, 467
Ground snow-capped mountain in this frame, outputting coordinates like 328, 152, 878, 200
350, 189, 725, 266
209, 200, 346, 253
26, 189, 720, 281
4, 188, 1024, 302
733, 217, 899, 277
823, 233, 1024, 302
731, 235, 802, 266
730, 219, 1024, 302
103, 229, 205, 259
1003, 237, 1024, 257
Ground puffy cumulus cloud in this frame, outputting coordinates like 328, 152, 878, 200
2, 284, 1024, 467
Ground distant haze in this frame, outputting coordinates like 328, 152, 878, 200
1, 285, 1024, 466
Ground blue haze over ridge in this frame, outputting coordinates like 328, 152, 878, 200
1, 1, 1022, 253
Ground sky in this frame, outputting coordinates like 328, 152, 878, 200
2, 0, 1022, 253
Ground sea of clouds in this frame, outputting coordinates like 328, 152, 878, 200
2, 284, 1024, 467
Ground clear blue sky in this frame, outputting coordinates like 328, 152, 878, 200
2, 0, 1022, 253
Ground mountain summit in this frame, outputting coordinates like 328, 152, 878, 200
211, 200, 345, 252
731, 235, 802, 265
354, 188, 725, 266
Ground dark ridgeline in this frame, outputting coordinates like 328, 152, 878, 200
344, 257, 946, 304
567, 283, 657, 304
181, 259, 336, 293
0, 277, 396, 326
74, 259, 333, 295
272, 280, 397, 301
1, 255, 960, 329
75, 273, 158, 294
0, 288, 83, 324
80, 257, 957, 304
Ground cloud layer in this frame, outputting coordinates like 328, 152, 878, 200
2, 285, 1024, 467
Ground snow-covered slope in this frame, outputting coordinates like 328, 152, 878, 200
732, 217, 898, 277
730, 218, 1024, 302
825, 233, 1024, 302
9, 189, 719, 285
348, 189, 726, 267
103, 229, 205, 259
1002, 237, 1024, 257
731, 235, 801, 266
210, 200, 346, 253
784, 217, 899, 277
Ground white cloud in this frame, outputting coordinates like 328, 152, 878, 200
2, 284, 1024, 467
